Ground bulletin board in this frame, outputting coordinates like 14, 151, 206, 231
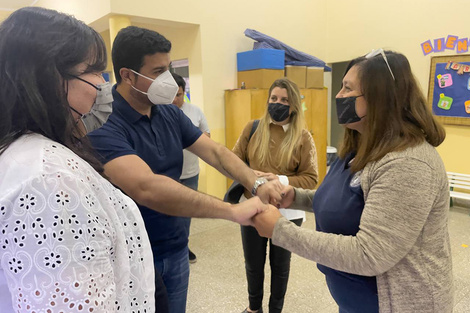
428, 54, 470, 126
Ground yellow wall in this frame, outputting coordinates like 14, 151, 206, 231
35, 0, 110, 24
4, 0, 468, 197
99, 29, 113, 76
437, 126, 470, 174
325, 0, 470, 175
0, 10, 10, 21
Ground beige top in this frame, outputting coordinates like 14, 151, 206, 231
273, 142, 453, 313
233, 120, 318, 200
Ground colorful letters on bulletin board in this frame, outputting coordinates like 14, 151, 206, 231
432, 62, 470, 118
428, 55, 470, 126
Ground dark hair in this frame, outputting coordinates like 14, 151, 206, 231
172, 73, 186, 90
0, 7, 106, 171
112, 26, 172, 84
339, 50, 446, 172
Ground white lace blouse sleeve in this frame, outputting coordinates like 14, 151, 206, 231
0, 169, 153, 312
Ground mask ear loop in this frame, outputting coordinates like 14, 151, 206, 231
127, 69, 150, 95
355, 94, 366, 119
73, 75, 102, 91
69, 75, 107, 118
64, 79, 84, 118
65, 79, 85, 118
130, 69, 155, 82
69, 106, 84, 117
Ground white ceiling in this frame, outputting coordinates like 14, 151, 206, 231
0, 0, 38, 11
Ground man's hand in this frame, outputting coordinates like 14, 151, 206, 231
252, 204, 282, 238
256, 179, 283, 206
279, 185, 295, 208
231, 197, 269, 226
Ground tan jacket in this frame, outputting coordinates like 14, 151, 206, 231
233, 120, 318, 199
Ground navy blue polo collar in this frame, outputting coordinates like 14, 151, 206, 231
112, 85, 159, 123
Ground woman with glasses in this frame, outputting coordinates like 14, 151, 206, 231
233, 78, 318, 313
252, 51, 453, 313
0, 7, 156, 312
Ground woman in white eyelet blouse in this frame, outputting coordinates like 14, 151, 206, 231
0, 7, 155, 313
0, 135, 155, 312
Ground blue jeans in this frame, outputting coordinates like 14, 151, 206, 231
152, 174, 198, 313
154, 246, 190, 313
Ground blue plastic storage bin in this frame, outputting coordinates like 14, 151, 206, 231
237, 49, 285, 71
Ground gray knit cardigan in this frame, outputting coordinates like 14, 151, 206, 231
272, 142, 454, 313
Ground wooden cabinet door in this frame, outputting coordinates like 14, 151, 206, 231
225, 89, 268, 151
225, 90, 252, 151
300, 88, 327, 186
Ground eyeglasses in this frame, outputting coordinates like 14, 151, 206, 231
365, 48, 395, 81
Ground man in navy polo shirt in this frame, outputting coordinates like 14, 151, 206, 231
88, 26, 282, 313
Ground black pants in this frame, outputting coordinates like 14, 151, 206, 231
241, 218, 303, 313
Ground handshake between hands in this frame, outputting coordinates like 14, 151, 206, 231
231, 171, 295, 238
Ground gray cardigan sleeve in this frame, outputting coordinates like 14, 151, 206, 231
289, 188, 315, 211
272, 156, 439, 276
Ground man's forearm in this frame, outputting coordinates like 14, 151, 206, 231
206, 143, 282, 206
187, 135, 258, 191
210, 143, 257, 190
136, 174, 236, 220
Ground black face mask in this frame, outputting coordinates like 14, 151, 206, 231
268, 102, 290, 122
335, 95, 364, 124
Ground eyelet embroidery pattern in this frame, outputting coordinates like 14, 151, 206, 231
18, 194, 36, 211
0, 135, 154, 312
55, 190, 70, 207
43, 251, 63, 269
8, 257, 23, 274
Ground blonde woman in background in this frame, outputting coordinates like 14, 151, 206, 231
233, 78, 318, 313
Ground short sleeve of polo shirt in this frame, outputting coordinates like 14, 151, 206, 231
87, 103, 202, 165
87, 119, 135, 164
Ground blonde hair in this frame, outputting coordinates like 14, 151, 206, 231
251, 78, 306, 172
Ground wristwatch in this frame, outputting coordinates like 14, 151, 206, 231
251, 177, 268, 196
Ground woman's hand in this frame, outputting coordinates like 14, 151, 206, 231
279, 185, 295, 208
231, 196, 269, 226
252, 204, 282, 238
253, 170, 279, 182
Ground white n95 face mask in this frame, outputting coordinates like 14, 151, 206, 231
130, 69, 179, 105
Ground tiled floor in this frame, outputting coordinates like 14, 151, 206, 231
186, 204, 470, 312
